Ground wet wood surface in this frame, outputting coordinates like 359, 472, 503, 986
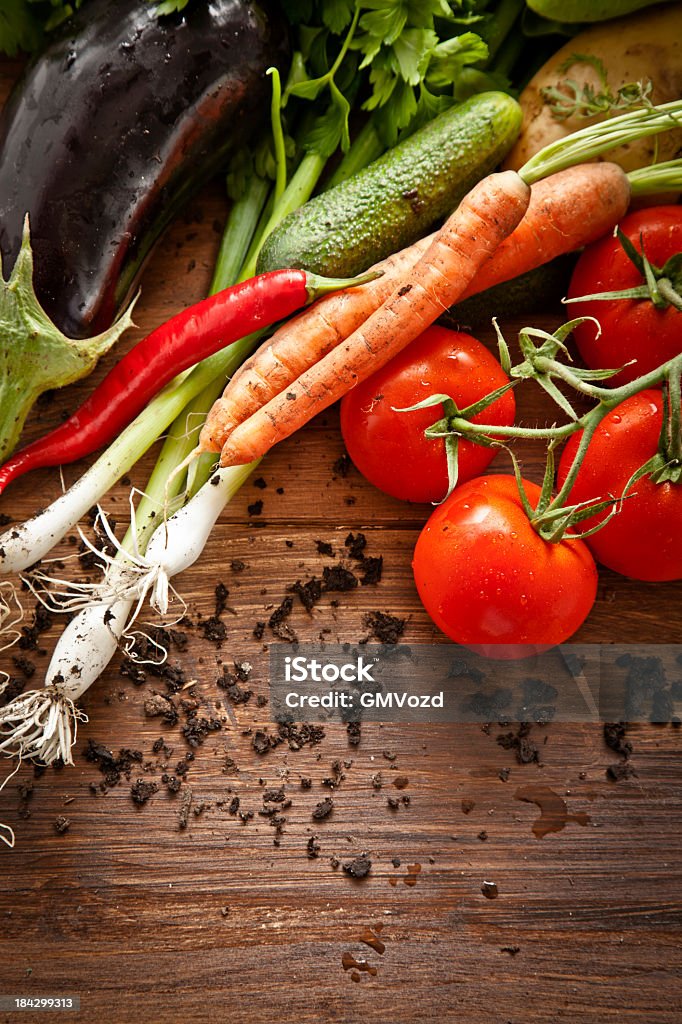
1, 57, 682, 1024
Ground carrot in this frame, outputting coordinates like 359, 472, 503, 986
200, 162, 629, 454
198, 233, 433, 451
458, 161, 630, 301
218, 169, 531, 468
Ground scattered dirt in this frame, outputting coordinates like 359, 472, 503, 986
178, 788, 193, 830
218, 662, 253, 705
131, 779, 158, 806
288, 577, 323, 612
16, 602, 53, 655
343, 854, 372, 879
312, 797, 334, 820
322, 565, 358, 593
481, 881, 499, 899
361, 611, 406, 644
332, 453, 351, 478
268, 597, 297, 642
17, 782, 33, 820
497, 722, 541, 765
84, 741, 143, 791
603, 722, 637, 782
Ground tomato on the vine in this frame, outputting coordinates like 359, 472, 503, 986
568, 206, 682, 386
412, 475, 598, 658
557, 390, 682, 581
340, 326, 515, 503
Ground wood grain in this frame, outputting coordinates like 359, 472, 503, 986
1, 59, 681, 1024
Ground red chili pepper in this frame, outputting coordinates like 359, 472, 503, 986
0, 268, 375, 494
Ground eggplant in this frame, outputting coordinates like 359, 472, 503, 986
0, 0, 290, 338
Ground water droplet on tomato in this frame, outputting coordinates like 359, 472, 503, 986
611, 414, 621, 424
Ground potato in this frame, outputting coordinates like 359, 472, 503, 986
504, 3, 682, 174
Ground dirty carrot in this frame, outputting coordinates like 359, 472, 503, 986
458, 161, 630, 301
199, 235, 433, 451
200, 161, 632, 453
218, 169, 531, 468
0, 268, 376, 494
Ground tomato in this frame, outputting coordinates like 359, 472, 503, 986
568, 206, 682, 386
340, 326, 515, 503
412, 475, 598, 658
557, 390, 682, 582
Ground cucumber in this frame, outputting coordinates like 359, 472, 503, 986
440, 255, 577, 329
526, 0, 675, 22
256, 92, 522, 278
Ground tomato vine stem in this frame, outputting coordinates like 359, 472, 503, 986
413, 318, 682, 532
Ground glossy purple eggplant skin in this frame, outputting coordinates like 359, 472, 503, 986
0, 0, 290, 337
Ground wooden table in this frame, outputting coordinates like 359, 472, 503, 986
1, 57, 681, 1024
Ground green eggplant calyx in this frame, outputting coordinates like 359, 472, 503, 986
0, 217, 136, 464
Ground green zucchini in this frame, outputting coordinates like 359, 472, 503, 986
440, 254, 577, 329
256, 92, 522, 278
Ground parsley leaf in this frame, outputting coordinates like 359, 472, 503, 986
319, 0, 355, 33
287, 72, 332, 103
382, 78, 418, 137
304, 80, 352, 157
154, 0, 191, 15
364, 55, 399, 111
349, 0, 492, 150
392, 27, 438, 86
426, 32, 489, 90
360, 1, 407, 47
